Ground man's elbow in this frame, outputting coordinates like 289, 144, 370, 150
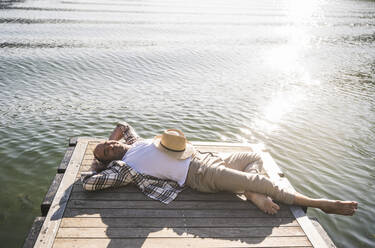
82, 180, 96, 191
81, 172, 98, 191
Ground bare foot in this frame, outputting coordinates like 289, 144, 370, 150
319, 200, 358, 216
245, 192, 280, 215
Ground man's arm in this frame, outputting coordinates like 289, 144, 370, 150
109, 121, 141, 145
108, 125, 124, 141
81, 162, 131, 191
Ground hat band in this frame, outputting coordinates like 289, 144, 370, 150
160, 142, 185, 152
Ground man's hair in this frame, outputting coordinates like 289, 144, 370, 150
93, 144, 111, 165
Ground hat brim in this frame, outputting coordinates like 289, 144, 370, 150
153, 135, 195, 160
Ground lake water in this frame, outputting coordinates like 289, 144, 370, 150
0, 0, 374, 247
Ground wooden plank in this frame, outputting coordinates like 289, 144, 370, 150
60, 217, 299, 228
78, 166, 93, 172
34, 140, 88, 248
68, 137, 78, 146
57, 147, 75, 173
261, 152, 330, 248
79, 161, 93, 167
63, 208, 293, 218
56, 226, 305, 238
66, 200, 259, 209
70, 137, 103, 146
39, 146, 78, 216
41, 174, 64, 216
22, 217, 45, 248
69, 191, 245, 201
291, 207, 331, 248
53, 237, 312, 248
309, 217, 336, 248
71, 182, 249, 199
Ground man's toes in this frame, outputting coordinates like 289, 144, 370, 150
349, 208, 356, 215
270, 205, 279, 214
343, 206, 357, 216
346, 210, 354, 216
263, 205, 275, 215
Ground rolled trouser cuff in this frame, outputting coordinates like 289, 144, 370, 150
239, 172, 296, 205
268, 182, 295, 205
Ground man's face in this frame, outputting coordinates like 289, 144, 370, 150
94, 140, 126, 163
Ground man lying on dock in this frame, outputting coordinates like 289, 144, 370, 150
81, 122, 358, 216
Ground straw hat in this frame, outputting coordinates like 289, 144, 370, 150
153, 129, 195, 160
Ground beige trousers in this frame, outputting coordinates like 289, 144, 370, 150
185, 151, 295, 204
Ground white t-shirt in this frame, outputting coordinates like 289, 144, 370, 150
122, 140, 191, 186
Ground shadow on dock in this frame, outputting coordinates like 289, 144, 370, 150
50, 181, 298, 248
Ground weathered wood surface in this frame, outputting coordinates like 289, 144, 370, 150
63, 208, 294, 218
57, 146, 75, 173
60, 217, 299, 228
34, 140, 88, 248
39, 144, 76, 216
57, 226, 306, 238
41, 174, 64, 216
261, 153, 330, 248
53, 237, 313, 248
22, 217, 45, 248
309, 217, 337, 248
31, 138, 336, 248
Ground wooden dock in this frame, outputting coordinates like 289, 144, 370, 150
24, 138, 336, 248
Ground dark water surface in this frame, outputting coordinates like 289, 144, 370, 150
0, 0, 374, 247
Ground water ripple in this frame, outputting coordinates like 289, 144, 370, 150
1, 0, 375, 247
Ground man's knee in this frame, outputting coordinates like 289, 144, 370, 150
242, 152, 263, 171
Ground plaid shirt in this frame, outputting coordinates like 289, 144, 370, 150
80, 122, 185, 204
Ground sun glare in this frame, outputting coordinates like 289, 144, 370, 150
257, 0, 325, 134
